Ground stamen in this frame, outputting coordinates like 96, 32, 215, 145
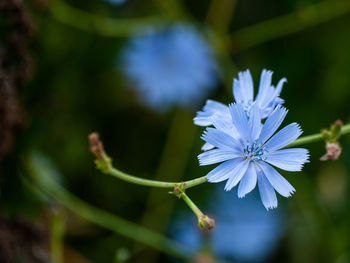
243, 141, 267, 162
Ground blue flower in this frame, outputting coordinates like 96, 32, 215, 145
194, 69, 286, 131
121, 24, 217, 112
199, 103, 309, 210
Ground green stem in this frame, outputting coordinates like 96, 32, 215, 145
181, 192, 203, 219
24, 152, 194, 261
102, 123, 350, 188
49, 0, 164, 37
287, 133, 324, 148
108, 166, 207, 189
288, 123, 350, 147
231, 0, 350, 52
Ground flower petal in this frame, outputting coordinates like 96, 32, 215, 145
201, 127, 241, 151
232, 70, 253, 103
266, 148, 309, 171
229, 103, 250, 141
198, 149, 242, 166
201, 142, 214, 151
274, 78, 287, 98
257, 168, 278, 210
193, 111, 213, 126
255, 69, 273, 106
237, 163, 257, 198
211, 114, 239, 139
255, 70, 287, 118
224, 159, 249, 191
264, 123, 302, 151
258, 106, 288, 144
206, 158, 243, 183
258, 162, 295, 197
194, 100, 229, 126
248, 104, 263, 141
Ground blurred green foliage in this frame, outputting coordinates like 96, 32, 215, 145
1, 0, 350, 262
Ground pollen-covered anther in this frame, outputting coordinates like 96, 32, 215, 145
243, 143, 266, 162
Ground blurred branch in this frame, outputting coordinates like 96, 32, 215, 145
48, 0, 165, 37
24, 152, 194, 261
231, 0, 350, 52
152, 0, 188, 21
206, 0, 237, 32
50, 207, 65, 263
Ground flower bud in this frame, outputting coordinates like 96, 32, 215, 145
198, 214, 215, 230
88, 132, 112, 172
89, 132, 105, 159
320, 142, 342, 161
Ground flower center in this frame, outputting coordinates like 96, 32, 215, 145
243, 141, 267, 162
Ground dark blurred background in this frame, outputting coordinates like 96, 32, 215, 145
1, 0, 350, 262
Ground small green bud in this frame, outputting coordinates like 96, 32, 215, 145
330, 120, 343, 141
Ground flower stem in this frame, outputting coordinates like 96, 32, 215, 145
181, 192, 203, 218
288, 123, 350, 147
179, 192, 215, 230
92, 123, 350, 190
108, 166, 207, 189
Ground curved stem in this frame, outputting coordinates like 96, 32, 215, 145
24, 153, 194, 261
95, 123, 350, 189
108, 166, 207, 189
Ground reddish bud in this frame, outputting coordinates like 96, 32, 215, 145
88, 132, 105, 159
320, 142, 342, 161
